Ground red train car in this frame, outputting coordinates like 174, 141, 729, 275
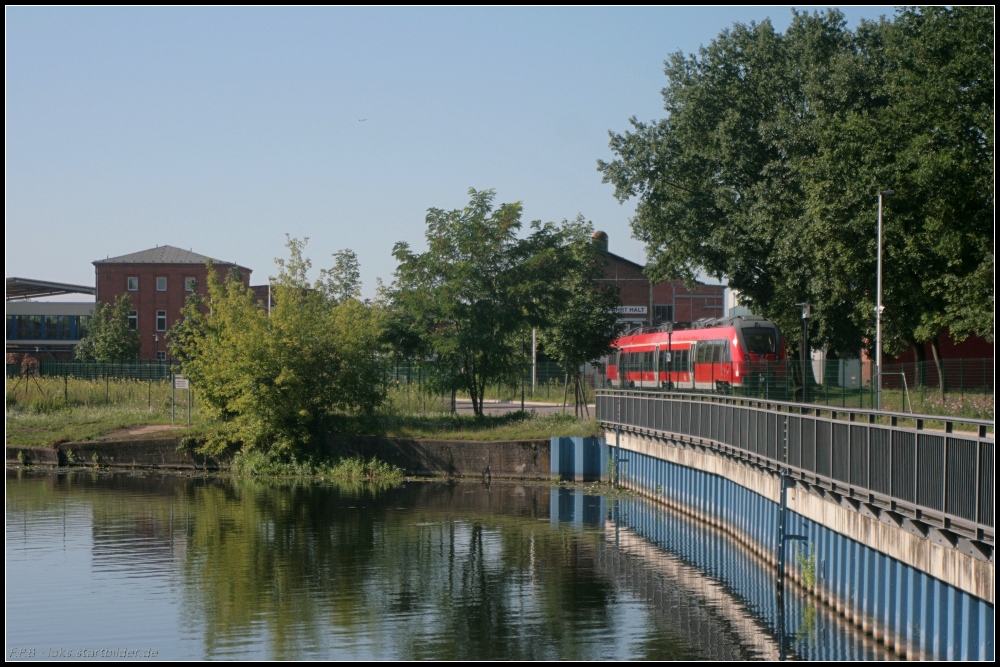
606, 316, 786, 391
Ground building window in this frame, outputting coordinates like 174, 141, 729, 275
127, 277, 138, 291
185, 277, 196, 292
128, 311, 138, 331
156, 311, 167, 332
77, 316, 90, 339
156, 351, 167, 361
156, 277, 167, 291
13, 315, 43, 339
653, 304, 673, 325
44, 315, 74, 340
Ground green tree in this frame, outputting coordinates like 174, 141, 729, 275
387, 189, 573, 416
74, 294, 141, 361
598, 8, 993, 362
317, 248, 363, 304
169, 238, 388, 455
539, 217, 622, 415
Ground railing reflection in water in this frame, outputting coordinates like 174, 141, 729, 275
550, 487, 899, 660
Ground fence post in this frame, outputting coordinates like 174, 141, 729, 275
64, 375, 68, 403
106, 375, 110, 405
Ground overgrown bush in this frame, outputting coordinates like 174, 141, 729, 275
230, 450, 403, 481
169, 238, 390, 457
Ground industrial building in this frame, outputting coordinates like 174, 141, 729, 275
6, 246, 257, 365
592, 231, 726, 328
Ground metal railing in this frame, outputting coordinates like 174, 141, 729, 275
597, 358, 994, 419
597, 390, 994, 545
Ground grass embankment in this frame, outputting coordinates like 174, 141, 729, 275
328, 410, 601, 441
6, 377, 202, 448
7, 377, 598, 449
5, 404, 207, 448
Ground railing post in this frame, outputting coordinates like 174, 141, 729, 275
777, 474, 788, 588
615, 427, 621, 489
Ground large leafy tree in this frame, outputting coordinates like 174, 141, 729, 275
387, 188, 577, 416
599, 7, 993, 360
75, 294, 141, 361
169, 238, 388, 455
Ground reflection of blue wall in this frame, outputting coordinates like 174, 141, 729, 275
619, 447, 994, 661
550, 487, 606, 528
550, 437, 606, 482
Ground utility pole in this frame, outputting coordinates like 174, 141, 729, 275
531, 328, 537, 394
795, 303, 811, 403
876, 190, 894, 410
521, 330, 525, 412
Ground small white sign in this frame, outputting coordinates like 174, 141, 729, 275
615, 305, 648, 314
173, 376, 190, 390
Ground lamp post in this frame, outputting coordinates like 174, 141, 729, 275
795, 303, 811, 403
666, 321, 673, 391
876, 190, 894, 410
153, 334, 159, 361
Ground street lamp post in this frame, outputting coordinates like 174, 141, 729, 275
876, 190, 894, 410
795, 303, 811, 403
666, 321, 673, 391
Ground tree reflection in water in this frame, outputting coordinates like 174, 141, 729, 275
6, 470, 726, 660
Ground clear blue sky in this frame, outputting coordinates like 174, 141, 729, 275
6, 7, 896, 299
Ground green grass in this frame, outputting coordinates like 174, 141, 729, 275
6, 376, 202, 448
4, 403, 208, 448
6, 375, 599, 451
385, 378, 596, 412
328, 410, 600, 441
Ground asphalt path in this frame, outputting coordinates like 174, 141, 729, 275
452, 398, 594, 416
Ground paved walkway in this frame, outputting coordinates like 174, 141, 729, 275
453, 398, 595, 416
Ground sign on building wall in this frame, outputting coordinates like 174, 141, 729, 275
615, 306, 648, 315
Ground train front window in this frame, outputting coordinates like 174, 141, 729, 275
743, 329, 777, 354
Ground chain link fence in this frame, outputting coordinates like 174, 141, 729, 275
8, 358, 991, 419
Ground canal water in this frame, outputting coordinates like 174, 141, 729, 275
6, 469, 895, 660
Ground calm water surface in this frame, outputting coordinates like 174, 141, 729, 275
6, 469, 892, 660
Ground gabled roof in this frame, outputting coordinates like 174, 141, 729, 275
93, 245, 247, 269
603, 250, 646, 271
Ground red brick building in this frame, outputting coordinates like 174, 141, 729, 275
884, 330, 993, 365
593, 232, 725, 327
94, 246, 252, 360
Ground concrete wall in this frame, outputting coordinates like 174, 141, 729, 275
323, 435, 550, 479
6, 440, 225, 470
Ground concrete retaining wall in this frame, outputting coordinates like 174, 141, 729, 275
6, 440, 225, 470
7, 435, 552, 479
608, 429, 995, 660
323, 435, 550, 479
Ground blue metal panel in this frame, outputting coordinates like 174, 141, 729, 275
612, 445, 995, 660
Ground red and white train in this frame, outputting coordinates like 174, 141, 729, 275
606, 316, 786, 391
